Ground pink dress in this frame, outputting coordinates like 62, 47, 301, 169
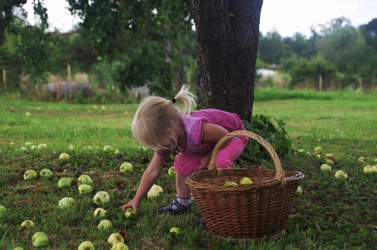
158, 109, 248, 177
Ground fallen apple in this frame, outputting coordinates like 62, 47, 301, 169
325, 154, 336, 164
107, 233, 124, 246
224, 181, 238, 187
83, 146, 93, 151
93, 191, 110, 205
58, 197, 74, 209
32, 232, 49, 247
320, 164, 332, 172
93, 207, 107, 218
78, 241, 95, 250
77, 175, 93, 186
169, 227, 182, 235
68, 144, 74, 150
98, 219, 113, 230
314, 146, 322, 152
147, 184, 163, 198
0, 205, 6, 217
103, 145, 114, 152
167, 167, 176, 176
335, 170, 348, 180
37, 144, 47, 150
139, 146, 147, 152
40, 168, 53, 179
78, 184, 93, 194
363, 165, 377, 174
58, 177, 72, 189
21, 219, 35, 229
296, 186, 303, 195
23, 170, 37, 180
358, 156, 366, 162
59, 153, 70, 160
111, 242, 129, 250
239, 177, 253, 185
124, 208, 136, 219
120, 162, 133, 172
12, 247, 24, 250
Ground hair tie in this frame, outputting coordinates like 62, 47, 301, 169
171, 98, 176, 103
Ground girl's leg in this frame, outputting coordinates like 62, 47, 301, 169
175, 171, 191, 198
215, 136, 248, 168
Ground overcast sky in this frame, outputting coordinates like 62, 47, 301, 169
24, 0, 377, 38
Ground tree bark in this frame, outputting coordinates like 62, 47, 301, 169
192, 0, 263, 120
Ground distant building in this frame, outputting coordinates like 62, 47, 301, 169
256, 69, 276, 77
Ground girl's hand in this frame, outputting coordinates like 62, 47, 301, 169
199, 151, 212, 169
122, 199, 141, 214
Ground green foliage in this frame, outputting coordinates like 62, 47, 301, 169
241, 114, 292, 164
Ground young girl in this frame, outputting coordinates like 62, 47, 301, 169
122, 85, 248, 215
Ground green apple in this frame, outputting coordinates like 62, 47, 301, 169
77, 175, 93, 186
23, 170, 37, 180
13, 247, 24, 250
224, 181, 238, 187
78, 184, 93, 194
124, 208, 136, 219
107, 233, 124, 246
58, 197, 74, 209
139, 146, 147, 152
335, 170, 348, 180
147, 184, 163, 198
296, 186, 303, 195
363, 165, 377, 174
98, 219, 113, 230
32, 232, 49, 247
38, 143, 47, 150
358, 156, 366, 162
93, 191, 110, 205
314, 146, 322, 152
239, 177, 253, 185
59, 152, 70, 160
84, 146, 93, 151
111, 242, 129, 250
320, 164, 332, 172
58, 177, 72, 189
78, 241, 95, 250
25, 141, 33, 146
103, 145, 114, 152
31, 145, 37, 150
169, 227, 182, 235
68, 144, 74, 150
120, 162, 133, 172
0, 205, 6, 217
167, 167, 176, 176
40, 168, 53, 179
93, 207, 107, 218
21, 219, 35, 229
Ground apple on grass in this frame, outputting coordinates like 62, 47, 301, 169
98, 219, 113, 230
239, 177, 253, 185
335, 170, 348, 180
13, 247, 24, 250
23, 170, 37, 180
107, 232, 124, 246
93, 207, 107, 218
120, 162, 133, 172
0, 205, 6, 217
124, 208, 136, 219
363, 165, 377, 174
169, 227, 182, 235
320, 164, 332, 172
358, 156, 366, 162
112, 242, 129, 250
58, 197, 74, 209
77, 174, 93, 186
59, 152, 70, 160
147, 184, 163, 198
32, 232, 49, 247
78, 184, 93, 194
78, 241, 95, 250
21, 219, 35, 229
103, 145, 114, 152
168, 167, 176, 176
296, 186, 303, 195
93, 191, 110, 205
40, 168, 53, 179
58, 177, 72, 189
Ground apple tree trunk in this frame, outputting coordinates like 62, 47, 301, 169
192, 0, 263, 120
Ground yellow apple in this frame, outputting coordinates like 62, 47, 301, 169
147, 184, 163, 198
335, 170, 348, 180
239, 177, 253, 185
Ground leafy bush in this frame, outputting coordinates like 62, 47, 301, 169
240, 114, 292, 164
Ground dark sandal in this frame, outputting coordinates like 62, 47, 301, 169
157, 201, 192, 215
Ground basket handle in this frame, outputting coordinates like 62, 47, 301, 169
208, 130, 286, 186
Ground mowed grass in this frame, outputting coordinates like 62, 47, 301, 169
0, 89, 377, 249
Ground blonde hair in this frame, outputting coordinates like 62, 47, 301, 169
131, 85, 196, 150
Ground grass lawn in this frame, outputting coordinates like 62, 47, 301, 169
0, 89, 376, 249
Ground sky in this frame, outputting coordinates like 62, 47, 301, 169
24, 0, 377, 38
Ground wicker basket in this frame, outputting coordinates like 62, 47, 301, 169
185, 130, 304, 242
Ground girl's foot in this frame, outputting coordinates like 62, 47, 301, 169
157, 200, 192, 215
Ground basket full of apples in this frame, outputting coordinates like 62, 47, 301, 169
186, 130, 304, 242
